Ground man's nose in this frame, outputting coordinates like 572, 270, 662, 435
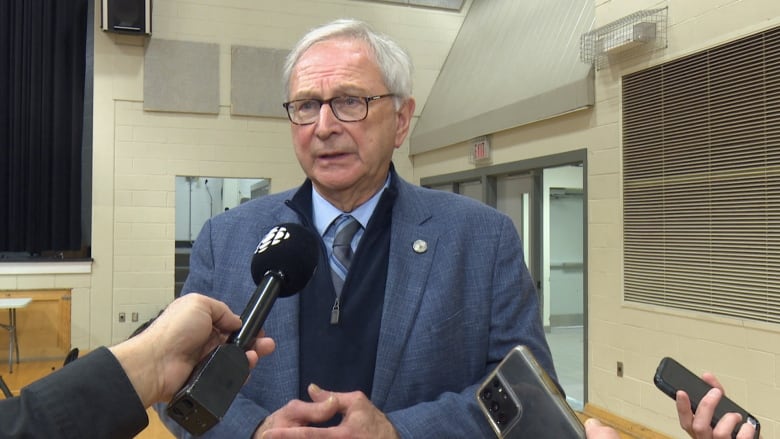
314, 102, 342, 136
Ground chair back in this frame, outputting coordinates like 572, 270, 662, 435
64, 348, 79, 366
0, 375, 12, 398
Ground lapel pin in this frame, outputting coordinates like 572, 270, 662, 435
413, 239, 428, 254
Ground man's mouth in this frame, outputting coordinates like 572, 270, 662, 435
319, 151, 351, 160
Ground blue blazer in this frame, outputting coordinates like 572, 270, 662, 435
159, 174, 555, 438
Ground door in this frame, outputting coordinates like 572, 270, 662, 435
420, 152, 587, 411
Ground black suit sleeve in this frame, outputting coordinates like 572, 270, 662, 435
0, 347, 148, 439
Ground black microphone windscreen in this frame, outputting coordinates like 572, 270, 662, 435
250, 223, 318, 296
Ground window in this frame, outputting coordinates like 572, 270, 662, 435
622, 25, 780, 323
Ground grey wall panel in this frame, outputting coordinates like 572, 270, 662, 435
410, 0, 464, 10
360, 0, 464, 10
230, 46, 289, 118
144, 39, 219, 114
410, 0, 595, 154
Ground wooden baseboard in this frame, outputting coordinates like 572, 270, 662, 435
581, 403, 673, 439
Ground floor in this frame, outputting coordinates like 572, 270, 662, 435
547, 325, 585, 410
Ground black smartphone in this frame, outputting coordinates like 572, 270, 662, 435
653, 357, 760, 439
476, 345, 585, 438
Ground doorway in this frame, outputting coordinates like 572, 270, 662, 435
420, 150, 586, 410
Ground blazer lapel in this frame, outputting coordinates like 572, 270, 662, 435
371, 181, 437, 408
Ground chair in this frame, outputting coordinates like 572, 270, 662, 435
0, 375, 12, 398
64, 347, 79, 365
0, 348, 80, 400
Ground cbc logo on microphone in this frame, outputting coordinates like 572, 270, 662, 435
255, 225, 291, 254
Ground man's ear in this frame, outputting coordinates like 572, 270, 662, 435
394, 97, 416, 149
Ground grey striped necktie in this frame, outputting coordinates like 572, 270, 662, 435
329, 214, 360, 323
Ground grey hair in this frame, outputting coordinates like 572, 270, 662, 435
282, 19, 414, 109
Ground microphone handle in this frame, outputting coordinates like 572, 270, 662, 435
227, 270, 282, 351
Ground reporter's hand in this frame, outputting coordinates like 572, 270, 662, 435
584, 418, 620, 439
110, 293, 276, 407
255, 384, 399, 439
676, 373, 758, 439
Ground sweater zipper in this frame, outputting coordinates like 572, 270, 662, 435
330, 296, 340, 325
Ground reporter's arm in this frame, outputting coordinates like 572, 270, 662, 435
0, 293, 274, 439
0, 347, 148, 439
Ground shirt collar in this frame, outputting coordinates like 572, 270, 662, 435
312, 174, 391, 236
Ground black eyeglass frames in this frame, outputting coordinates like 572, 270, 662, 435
282, 94, 395, 125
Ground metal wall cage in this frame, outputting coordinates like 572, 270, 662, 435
581, 7, 668, 70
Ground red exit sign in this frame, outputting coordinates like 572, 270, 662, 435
469, 136, 491, 164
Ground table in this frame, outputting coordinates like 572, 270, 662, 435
0, 298, 32, 373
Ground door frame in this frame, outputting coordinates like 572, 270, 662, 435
419, 148, 588, 403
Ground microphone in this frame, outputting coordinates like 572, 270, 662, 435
166, 223, 318, 436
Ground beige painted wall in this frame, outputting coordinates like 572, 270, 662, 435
413, 0, 780, 437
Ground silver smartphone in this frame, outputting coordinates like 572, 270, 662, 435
476, 345, 585, 438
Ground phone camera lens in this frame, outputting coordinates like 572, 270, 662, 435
481, 389, 492, 400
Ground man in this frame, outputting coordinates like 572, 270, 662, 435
159, 19, 556, 438
0, 293, 275, 438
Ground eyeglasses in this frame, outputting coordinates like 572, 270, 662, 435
282, 94, 395, 125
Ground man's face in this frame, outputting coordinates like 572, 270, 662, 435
288, 38, 414, 208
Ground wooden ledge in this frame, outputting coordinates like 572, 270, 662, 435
0, 260, 92, 275
579, 403, 673, 439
